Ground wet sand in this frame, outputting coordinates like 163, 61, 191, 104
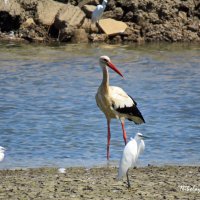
0, 165, 199, 199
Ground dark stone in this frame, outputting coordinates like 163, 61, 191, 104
123, 11, 133, 22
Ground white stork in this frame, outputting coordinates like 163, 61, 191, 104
95, 56, 145, 160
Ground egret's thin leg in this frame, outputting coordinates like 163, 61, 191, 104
126, 170, 131, 188
121, 120, 127, 145
107, 119, 111, 160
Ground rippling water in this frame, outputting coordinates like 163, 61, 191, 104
0, 42, 200, 169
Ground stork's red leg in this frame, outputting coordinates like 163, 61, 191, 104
107, 119, 111, 160
121, 120, 127, 145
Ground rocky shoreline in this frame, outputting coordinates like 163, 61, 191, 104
0, 165, 200, 199
0, 0, 200, 44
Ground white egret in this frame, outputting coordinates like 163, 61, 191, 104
58, 168, 66, 173
96, 56, 145, 160
91, 0, 108, 23
117, 133, 146, 188
0, 146, 6, 162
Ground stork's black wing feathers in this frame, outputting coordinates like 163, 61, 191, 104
113, 95, 145, 124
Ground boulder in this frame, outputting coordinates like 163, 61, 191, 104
178, 11, 188, 23
0, 0, 23, 16
37, 0, 63, 26
98, 18, 127, 35
123, 11, 134, 21
82, 5, 96, 18
59, 27, 74, 42
106, 0, 116, 10
110, 35, 122, 43
103, 7, 124, 20
187, 24, 199, 32
81, 18, 99, 33
54, 3, 86, 30
78, 0, 99, 8
0, 0, 23, 32
71, 29, 88, 43
89, 33, 108, 42
81, 18, 92, 32
148, 12, 160, 24
21, 18, 35, 28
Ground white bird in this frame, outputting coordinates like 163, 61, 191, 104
58, 168, 66, 173
117, 133, 146, 188
95, 56, 145, 160
91, 0, 107, 23
0, 146, 6, 162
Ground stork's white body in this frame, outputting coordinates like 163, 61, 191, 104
95, 56, 145, 160
96, 85, 144, 124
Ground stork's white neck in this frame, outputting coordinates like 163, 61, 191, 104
100, 65, 109, 93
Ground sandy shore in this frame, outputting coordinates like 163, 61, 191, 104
0, 165, 199, 199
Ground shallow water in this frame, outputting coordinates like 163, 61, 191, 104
0, 42, 200, 169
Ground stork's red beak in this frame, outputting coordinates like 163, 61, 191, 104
107, 61, 124, 78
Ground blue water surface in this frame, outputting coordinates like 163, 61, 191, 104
0, 42, 200, 169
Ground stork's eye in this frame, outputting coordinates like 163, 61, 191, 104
103, 58, 108, 62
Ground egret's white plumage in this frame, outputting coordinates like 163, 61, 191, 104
91, 0, 107, 23
0, 146, 6, 162
117, 133, 145, 188
95, 56, 145, 160
58, 168, 66, 173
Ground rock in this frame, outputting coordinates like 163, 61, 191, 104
132, 12, 146, 25
81, 18, 99, 33
81, 18, 91, 32
89, 33, 107, 42
122, 0, 138, 13
90, 23, 99, 33
107, 0, 116, 10
157, 5, 172, 20
82, 5, 96, 18
78, 0, 99, 8
187, 24, 199, 32
37, 0, 63, 26
183, 30, 199, 41
114, 7, 124, 20
21, 18, 35, 28
178, 11, 188, 23
0, 0, 200, 44
148, 12, 160, 24
123, 11, 133, 21
54, 4, 86, 30
0, 0, 23, 16
122, 26, 142, 43
71, 29, 88, 43
144, 1, 155, 12
110, 35, 122, 43
98, 18, 127, 36
59, 27, 74, 42
0, 0, 23, 32
103, 7, 123, 20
